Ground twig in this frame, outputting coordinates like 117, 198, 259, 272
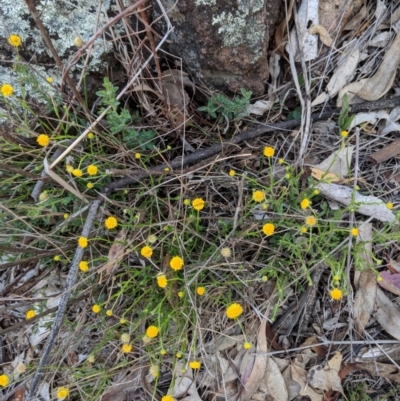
100, 96, 400, 197
26, 200, 101, 401
293, 2, 312, 161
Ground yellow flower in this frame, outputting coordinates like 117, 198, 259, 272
192, 198, 205, 211
63, 213, 69, 219
189, 361, 201, 369
46, 77, 53, 83
87, 165, 98, 175
66, 164, 74, 173
157, 274, 167, 288
122, 344, 132, 353
8, 34, 21, 47
160, 349, 167, 355
121, 333, 130, 344
178, 291, 184, 298
263, 146, 275, 158
313, 189, 320, 195
161, 396, 175, 401
72, 168, 83, 177
0, 374, 9, 387
148, 235, 157, 244
377, 275, 383, 282
106, 310, 112, 316
351, 227, 359, 236
229, 169, 235, 177
252, 190, 265, 202
285, 173, 291, 179
300, 226, 307, 234
330, 288, 342, 301
54, 255, 60, 261
220, 247, 231, 257
262, 223, 275, 236
333, 275, 340, 282
149, 365, 159, 377
37, 134, 50, 147
105, 216, 118, 229
0, 84, 14, 97
278, 158, 284, 164
183, 198, 191, 206
146, 325, 159, 338
341, 130, 348, 138
262, 275, 268, 282
170, 256, 184, 271
387, 202, 394, 210
141, 246, 153, 258
26, 310, 36, 320
86, 182, 94, 189
92, 304, 101, 313
120, 318, 127, 324
79, 261, 89, 272
226, 303, 243, 319
78, 236, 88, 248
305, 216, 317, 226
73, 36, 83, 47
164, 167, 170, 172
196, 286, 205, 296
135, 153, 141, 159
243, 342, 252, 349
87, 132, 94, 139
56, 387, 69, 400
300, 198, 310, 209
176, 352, 182, 358
87, 355, 95, 363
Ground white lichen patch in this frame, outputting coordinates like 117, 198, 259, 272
210, 0, 265, 61
1, 0, 114, 71
195, 0, 217, 5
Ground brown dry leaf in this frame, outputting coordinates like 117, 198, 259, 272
374, 288, 400, 341
343, 5, 367, 30
319, 0, 364, 36
377, 271, 400, 296
106, 229, 127, 276
308, 351, 343, 394
388, 259, 400, 274
238, 319, 268, 401
355, 361, 397, 378
14, 388, 25, 401
356, 29, 400, 101
316, 183, 395, 222
274, 0, 295, 57
100, 370, 141, 401
309, 25, 333, 47
311, 168, 341, 182
291, 364, 322, 401
353, 223, 377, 333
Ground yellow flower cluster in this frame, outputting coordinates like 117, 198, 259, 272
57, 387, 69, 400
330, 288, 342, 301
170, 256, 184, 271
141, 246, 153, 258
192, 198, 205, 211
92, 304, 101, 313
105, 216, 118, 229
157, 274, 167, 288
37, 134, 50, 147
226, 303, 243, 319
26, 310, 36, 320
0, 84, 13, 97
146, 325, 159, 338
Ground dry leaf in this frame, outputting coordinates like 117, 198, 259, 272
316, 183, 395, 222
309, 25, 333, 47
312, 49, 360, 106
349, 110, 389, 130
264, 357, 289, 401
353, 223, 377, 332
308, 351, 343, 393
100, 371, 141, 401
356, 29, 400, 101
355, 361, 397, 378
374, 288, 400, 341
343, 5, 367, 30
378, 271, 400, 297
106, 229, 127, 276
388, 259, 400, 274
238, 319, 268, 401
291, 364, 322, 401
311, 146, 354, 182
286, 0, 319, 61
